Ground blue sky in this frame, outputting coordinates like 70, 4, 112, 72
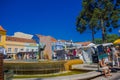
0, 0, 120, 42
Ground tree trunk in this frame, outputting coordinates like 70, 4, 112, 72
91, 26, 95, 43
101, 19, 106, 43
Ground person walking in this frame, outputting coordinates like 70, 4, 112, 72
111, 45, 119, 67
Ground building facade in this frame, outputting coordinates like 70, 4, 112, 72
0, 26, 38, 59
0, 26, 91, 60
13, 32, 33, 39
37, 34, 57, 59
0, 26, 6, 48
6, 36, 38, 54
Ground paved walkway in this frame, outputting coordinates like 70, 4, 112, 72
13, 71, 120, 80
13, 64, 120, 80
71, 63, 99, 71
13, 71, 101, 80
91, 71, 120, 80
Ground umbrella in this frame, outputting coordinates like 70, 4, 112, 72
113, 39, 120, 44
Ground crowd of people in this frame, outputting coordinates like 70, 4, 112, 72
52, 44, 120, 77
102, 45, 120, 67
52, 48, 87, 60
99, 45, 120, 77
52, 45, 120, 64
4, 52, 37, 60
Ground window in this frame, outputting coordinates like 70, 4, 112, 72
36, 49, 38, 51
26, 49, 29, 52
8, 48, 11, 53
32, 49, 34, 52
20, 49, 24, 52
14, 48, 18, 53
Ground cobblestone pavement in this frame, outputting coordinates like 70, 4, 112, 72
91, 71, 120, 80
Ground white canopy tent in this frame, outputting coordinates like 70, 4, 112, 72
102, 43, 113, 46
87, 43, 96, 47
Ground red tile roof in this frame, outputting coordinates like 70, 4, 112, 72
6, 36, 36, 43
37, 34, 57, 42
76, 42, 91, 46
0, 25, 6, 32
50, 37, 57, 42
60, 40, 66, 42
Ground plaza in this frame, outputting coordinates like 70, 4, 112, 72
0, 0, 120, 79
0, 26, 120, 80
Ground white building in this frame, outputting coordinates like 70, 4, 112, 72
13, 32, 33, 39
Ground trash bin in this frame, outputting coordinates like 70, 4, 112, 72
4, 70, 13, 80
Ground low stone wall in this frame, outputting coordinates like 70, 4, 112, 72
4, 60, 66, 75
64, 59, 83, 71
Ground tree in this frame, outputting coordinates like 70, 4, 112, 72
94, 38, 102, 44
106, 34, 119, 43
95, 34, 119, 44
76, 0, 120, 43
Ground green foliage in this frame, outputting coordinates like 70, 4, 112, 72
94, 34, 119, 44
106, 34, 119, 43
76, 0, 120, 42
94, 38, 102, 44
